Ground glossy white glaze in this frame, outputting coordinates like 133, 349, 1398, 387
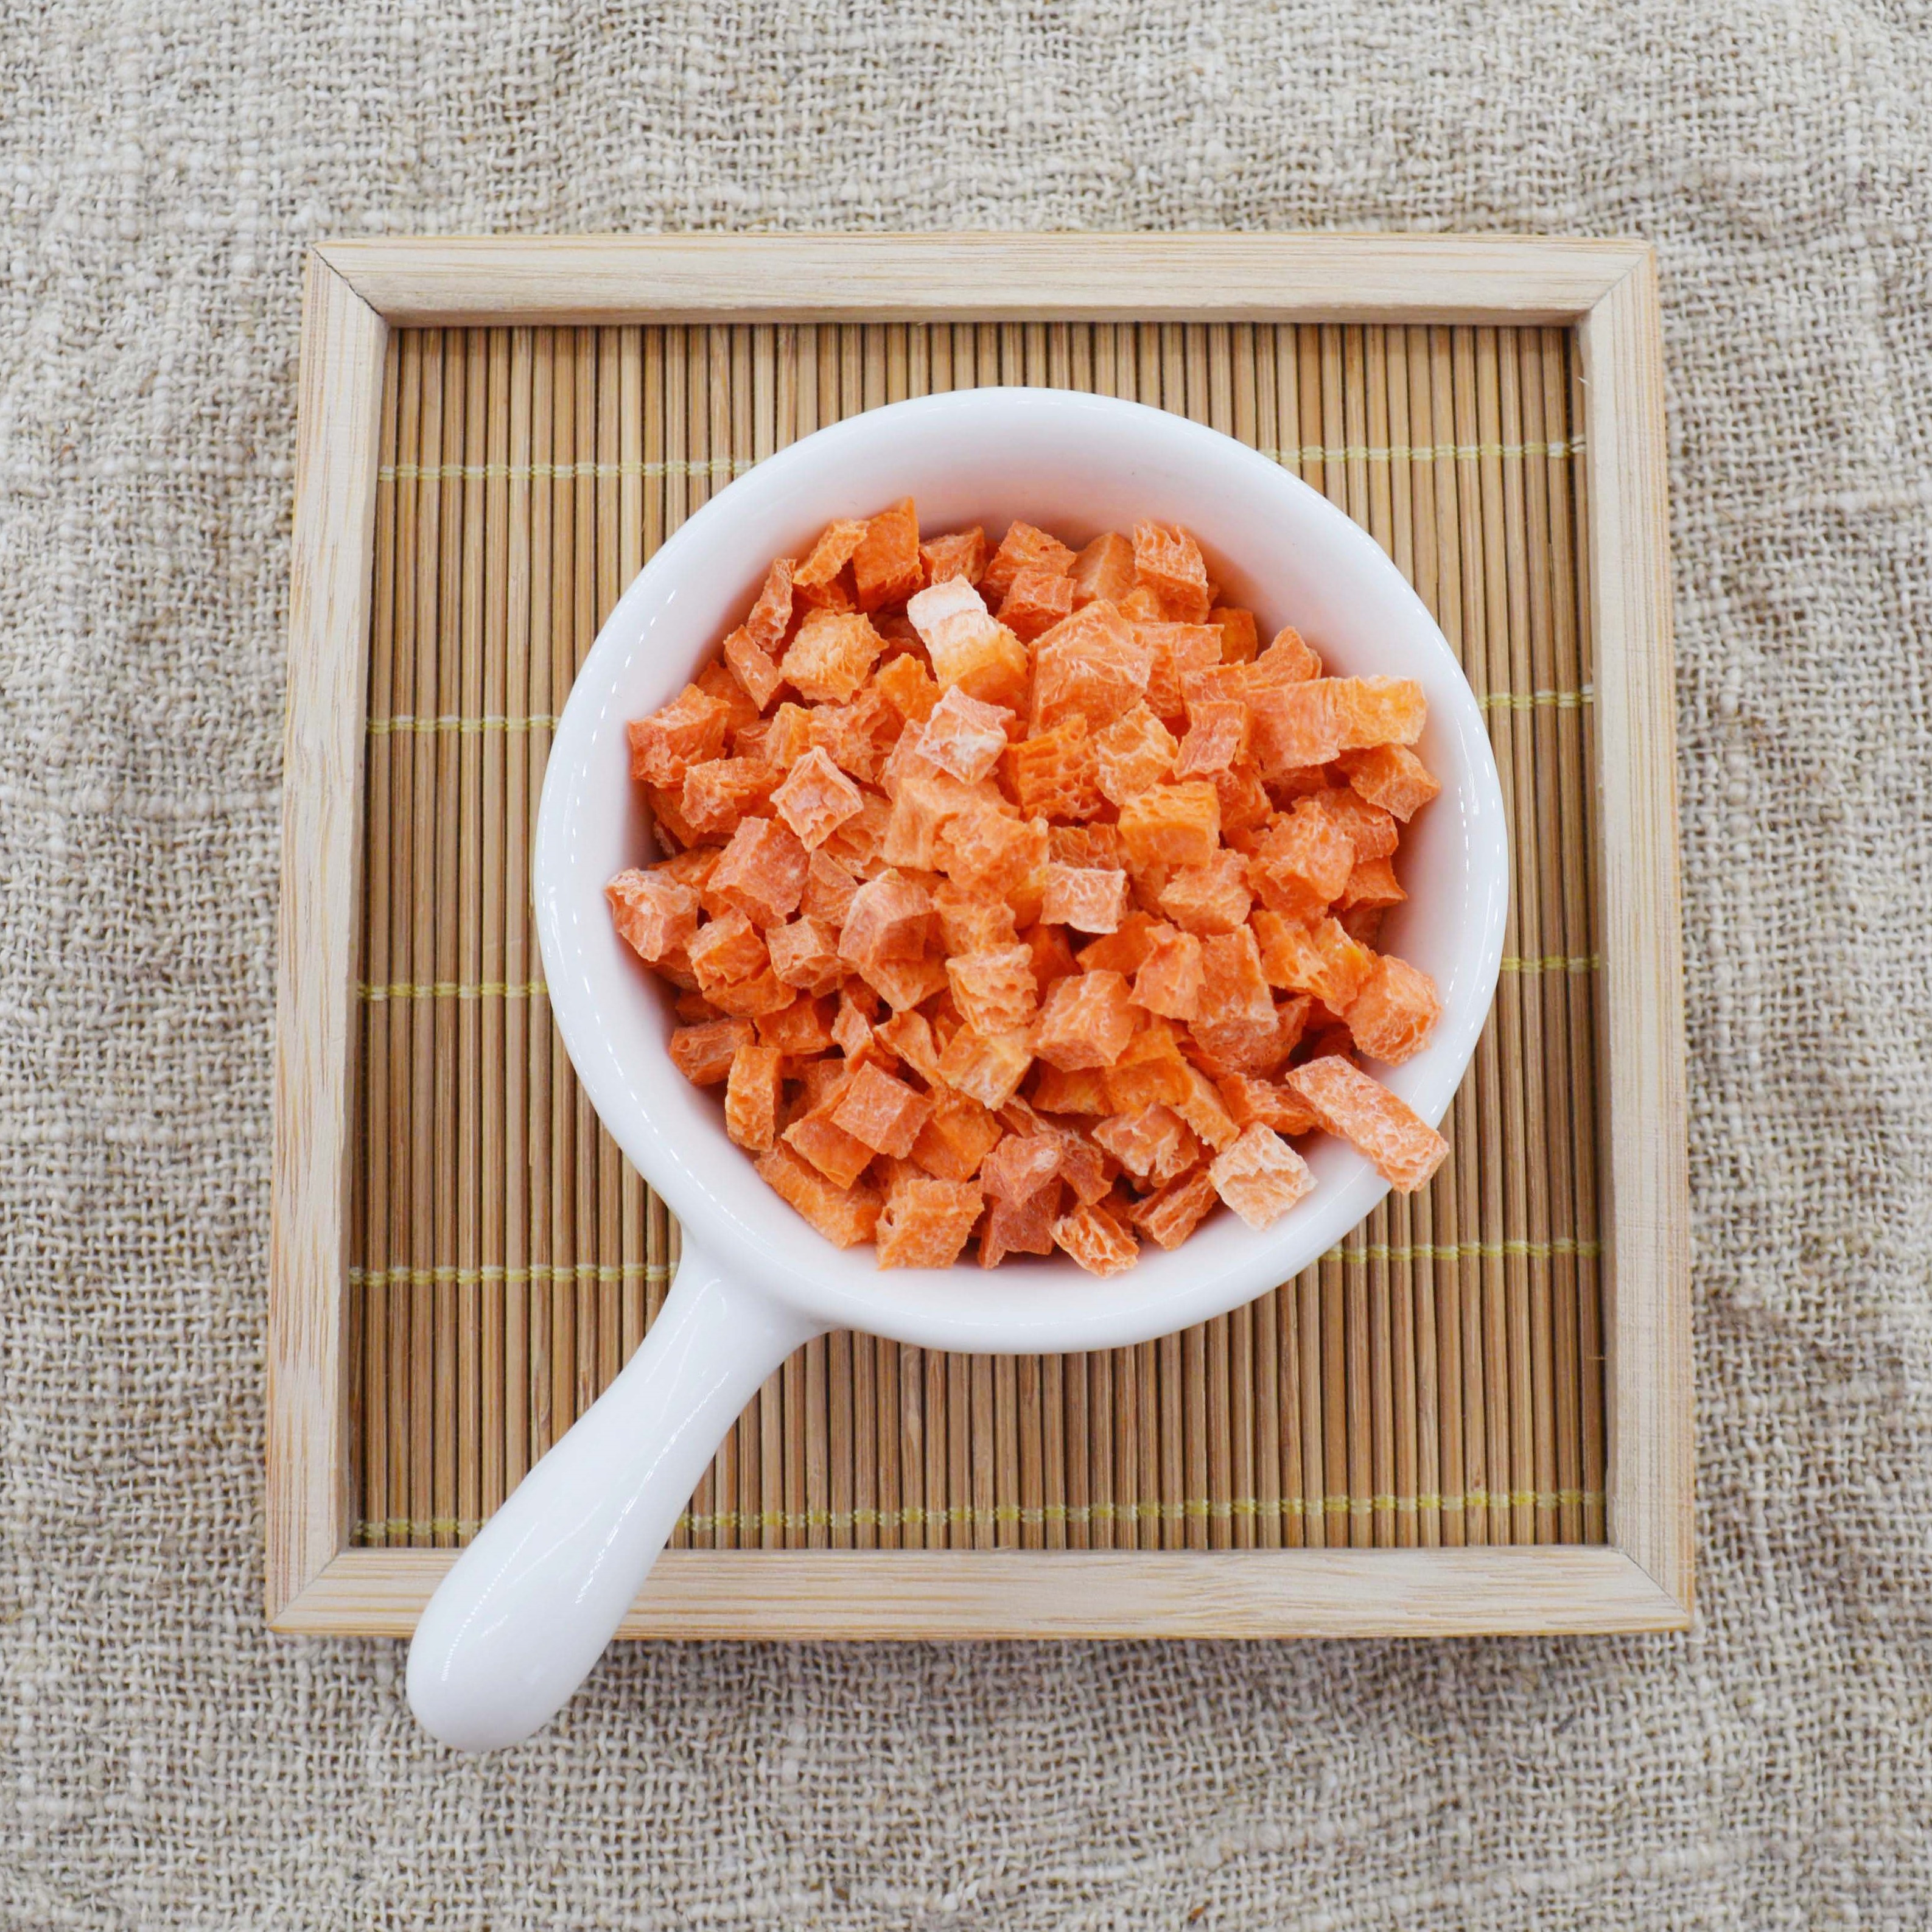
407, 388, 1509, 1748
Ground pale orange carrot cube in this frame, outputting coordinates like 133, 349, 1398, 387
876, 1175, 984, 1269
704, 966, 793, 1020
707, 814, 809, 929
1118, 584, 1163, 620
793, 518, 867, 595
1022, 919, 1081, 994
1131, 520, 1213, 622
756, 991, 836, 1055
1157, 850, 1253, 937
1247, 682, 1341, 775
1130, 1166, 1220, 1249
743, 556, 795, 651
1307, 785, 1399, 861
1245, 799, 1355, 917
981, 520, 1076, 604
1216, 1071, 1320, 1138
1042, 863, 1130, 934
668, 1015, 754, 1086
1211, 606, 1259, 664
1346, 952, 1441, 1065
1030, 602, 1154, 733
628, 684, 733, 787
782, 1109, 877, 1191
937, 1024, 1036, 1110
918, 684, 1014, 784
679, 756, 780, 842
1069, 530, 1135, 606
761, 701, 814, 771
1331, 675, 1426, 749
723, 626, 787, 710
856, 952, 951, 1013
1206, 760, 1273, 836
1093, 1102, 1200, 1183
1174, 696, 1250, 777
1340, 742, 1442, 821
838, 870, 932, 969
821, 792, 892, 875
694, 657, 763, 737
1093, 704, 1180, 807
1035, 968, 1140, 1071
875, 1008, 945, 1086
980, 1130, 1063, 1205
723, 1043, 784, 1152
780, 609, 885, 704
690, 906, 770, 992
769, 745, 864, 852
1074, 910, 1160, 977
1338, 855, 1405, 912
911, 1088, 1002, 1181
1287, 1055, 1447, 1192
1029, 1063, 1110, 1114
1136, 622, 1223, 720
947, 944, 1040, 1035
882, 770, 984, 871
1052, 1200, 1140, 1276
1003, 716, 1102, 821
928, 880, 1013, 957
873, 649, 940, 725
1252, 910, 1376, 1010
919, 526, 988, 587
1048, 822, 1121, 869
852, 497, 923, 611
906, 576, 1031, 712
1099, 1018, 1192, 1111
980, 1179, 1062, 1265
1172, 1063, 1240, 1153
807, 686, 902, 785
755, 1143, 881, 1247
1251, 626, 1321, 685
1197, 927, 1275, 1027
1208, 1124, 1315, 1229
998, 567, 1076, 642
800, 847, 861, 926
766, 914, 844, 995
939, 801, 1047, 897
1131, 922, 1204, 1021
1118, 782, 1220, 872
830, 1061, 934, 1158
606, 867, 699, 964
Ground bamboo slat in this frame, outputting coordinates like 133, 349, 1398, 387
349, 320, 1606, 1556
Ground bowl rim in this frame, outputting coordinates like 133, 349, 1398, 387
533, 386, 1508, 1354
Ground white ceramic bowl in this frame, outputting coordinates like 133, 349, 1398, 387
407, 388, 1508, 1751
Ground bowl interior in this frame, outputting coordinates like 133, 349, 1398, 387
535, 388, 1507, 1354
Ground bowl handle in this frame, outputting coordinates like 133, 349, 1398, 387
405, 1242, 825, 1751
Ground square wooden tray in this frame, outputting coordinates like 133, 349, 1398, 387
268, 235, 1689, 1638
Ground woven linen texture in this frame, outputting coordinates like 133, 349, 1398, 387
3, 1, 1930, 1925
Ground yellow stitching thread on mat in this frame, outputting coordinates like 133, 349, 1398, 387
351, 1493, 1608, 1544
1499, 954, 1603, 974
349, 1262, 672, 1289
1480, 684, 1594, 711
367, 712, 559, 735
357, 980, 549, 1001
1257, 437, 1583, 465
1328, 1237, 1602, 1264
379, 457, 751, 482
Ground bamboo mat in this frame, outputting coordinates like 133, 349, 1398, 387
346, 320, 1605, 1558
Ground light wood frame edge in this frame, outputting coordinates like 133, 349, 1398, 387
268, 235, 1690, 1637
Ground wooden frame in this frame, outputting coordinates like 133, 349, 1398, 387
269, 235, 1689, 1638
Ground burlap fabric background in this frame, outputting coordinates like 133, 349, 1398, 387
5, 1, 1931, 1924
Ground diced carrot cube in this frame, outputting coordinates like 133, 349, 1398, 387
782, 1110, 877, 1191
1251, 910, 1375, 1010
1172, 1063, 1240, 1152
821, 792, 892, 876
906, 576, 1031, 712
1118, 585, 1163, 620
911, 1088, 1002, 1181
838, 870, 933, 968
769, 745, 865, 852
1197, 927, 1275, 1026
1100, 1020, 1192, 1111
918, 685, 1014, 783
1208, 1124, 1315, 1228
873, 649, 940, 725
793, 519, 867, 595
830, 1062, 934, 1158
1069, 530, 1135, 606
681, 756, 779, 840
762, 701, 814, 770
1287, 1055, 1447, 1192
1093, 1102, 1200, 1183
723, 626, 787, 710
1030, 602, 1154, 733
703, 965, 794, 1020
1136, 622, 1223, 720
1251, 627, 1321, 685
980, 1131, 1063, 1205
689, 906, 769, 992
807, 685, 903, 786
1211, 606, 1259, 664
1345, 952, 1441, 1065
1206, 760, 1273, 835
947, 944, 1040, 1034
1130, 1166, 1220, 1248
606, 867, 699, 964
1339, 742, 1442, 821
1174, 697, 1250, 777
1048, 823, 1121, 869
882, 769, 989, 871
937, 1024, 1036, 1110
1052, 1201, 1140, 1276
855, 952, 951, 1013
875, 1175, 984, 1269
852, 498, 923, 611
1157, 849, 1253, 937
780, 610, 885, 704
766, 915, 844, 996
1019, 920, 1078, 998
980, 1179, 1062, 1266
1093, 704, 1180, 807
1307, 786, 1400, 861
723, 1043, 784, 1152
999, 567, 1076, 642
1131, 923, 1204, 1021
1131, 520, 1212, 623
1035, 969, 1140, 1071
1216, 1071, 1320, 1138
756, 991, 837, 1055
981, 520, 1077, 605
800, 847, 860, 925
1028, 1063, 1109, 1114
707, 814, 809, 929
1042, 863, 1130, 934
668, 1016, 754, 1085
920, 527, 988, 587
939, 802, 1047, 898
1338, 854, 1405, 912
930, 880, 1017, 956
695, 657, 763, 736
743, 557, 794, 652
1003, 716, 1102, 821
1118, 782, 1220, 872
628, 684, 734, 788
755, 1143, 881, 1246
1245, 798, 1355, 917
